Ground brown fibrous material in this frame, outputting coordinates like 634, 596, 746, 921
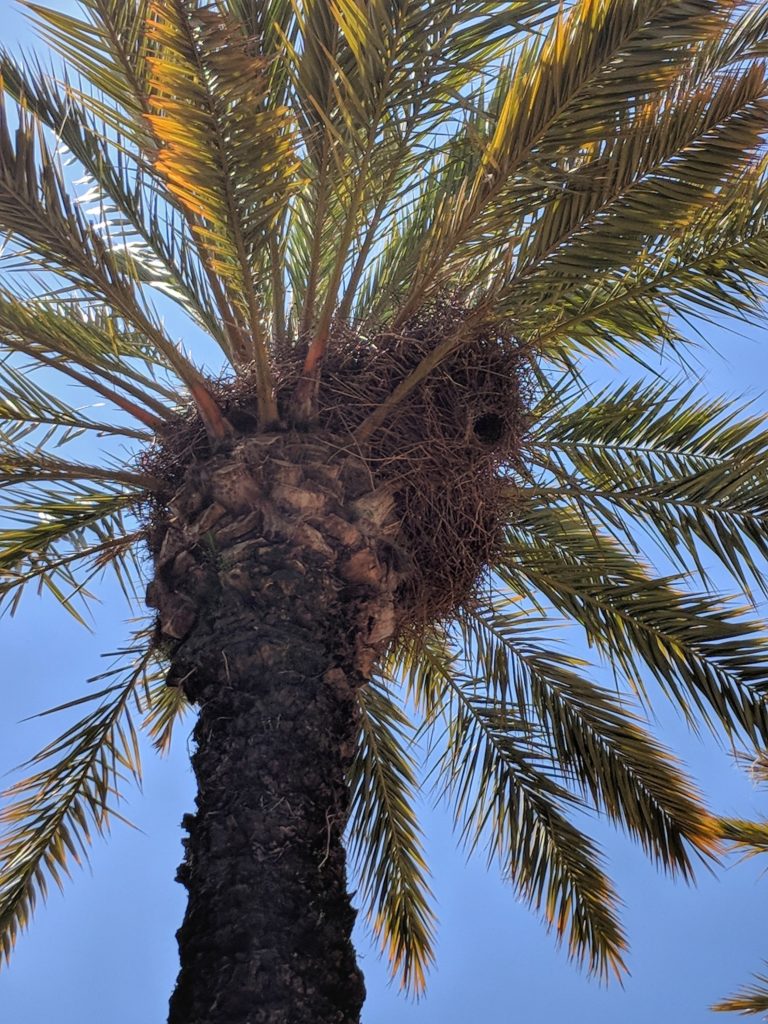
138, 301, 532, 630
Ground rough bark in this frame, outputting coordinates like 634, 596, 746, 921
146, 435, 403, 1024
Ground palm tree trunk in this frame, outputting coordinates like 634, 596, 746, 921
168, 604, 366, 1023
146, 435, 401, 1024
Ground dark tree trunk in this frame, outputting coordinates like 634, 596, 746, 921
168, 581, 365, 1024
146, 435, 403, 1024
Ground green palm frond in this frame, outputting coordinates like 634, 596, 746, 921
284, 1, 530, 341
534, 379, 768, 594
142, 676, 190, 756
223, 0, 296, 69
534, 155, 768, 362
714, 758, 768, 1016
0, 451, 153, 489
500, 501, 768, 742
347, 677, 435, 995
23, 0, 154, 141
0, 89, 205, 400
390, 0, 735, 322
420, 648, 627, 978
0, 358, 148, 446
457, 600, 719, 875
505, 61, 768, 292
380, 593, 724, 980
0, 483, 142, 621
388, 596, 718, 978
504, 64, 768, 314
0, 630, 160, 964
352, 13, 768, 433
16, 1, 291, 380
0, 50, 235, 349
0, 289, 176, 388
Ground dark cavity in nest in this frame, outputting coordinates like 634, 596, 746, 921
473, 413, 506, 444
139, 302, 533, 627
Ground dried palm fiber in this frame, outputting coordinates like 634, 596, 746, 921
139, 301, 531, 636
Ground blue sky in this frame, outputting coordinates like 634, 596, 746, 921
2, 3, 768, 1023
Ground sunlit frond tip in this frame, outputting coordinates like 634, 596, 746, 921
444, 689, 629, 980
347, 679, 436, 995
713, 971, 768, 1017
713, 814, 768, 1015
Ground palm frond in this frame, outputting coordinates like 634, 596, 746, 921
391, 0, 733, 321
424, 656, 627, 978
0, 450, 153, 490
293, 0, 534, 349
0, 483, 142, 622
223, 0, 296, 75
534, 379, 768, 594
505, 63, 768, 316
0, 629, 160, 965
712, 0, 768, 67
500, 501, 768, 743
286, 0, 553, 348
0, 88, 206, 397
347, 677, 435, 995
533, 154, 768, 362
18, 1, 294, 379
718, 817, 768, 854
0, 291, 178, 428
142, 675, 189, 756
145, 0, 302, 407
0, 358, 149, 446
714, 971, 768, 1016
457, 600, 719, 875
0, 48, 230, 346
714, 756, 768, 1016
22, 0, 154, 143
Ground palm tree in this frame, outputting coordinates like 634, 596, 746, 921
3, 1, 768, 1021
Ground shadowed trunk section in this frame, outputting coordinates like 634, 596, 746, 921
146, 435, 403, 1024
168, 582, 365, 1024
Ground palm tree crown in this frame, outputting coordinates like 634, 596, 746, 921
2, 0, 768, 1013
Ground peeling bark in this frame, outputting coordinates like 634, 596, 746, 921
147, 435, 404, 1024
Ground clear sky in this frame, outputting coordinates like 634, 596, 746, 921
2, 4, 768, 1023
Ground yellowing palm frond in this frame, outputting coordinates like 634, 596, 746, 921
146, 0, 302, 401
713, 976, 768, 1017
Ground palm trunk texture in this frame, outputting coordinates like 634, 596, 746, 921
146, 434, 403, 1024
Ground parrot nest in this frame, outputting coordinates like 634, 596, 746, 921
139, 301, 532, 628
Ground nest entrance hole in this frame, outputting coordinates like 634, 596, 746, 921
473, 412, 505, 445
